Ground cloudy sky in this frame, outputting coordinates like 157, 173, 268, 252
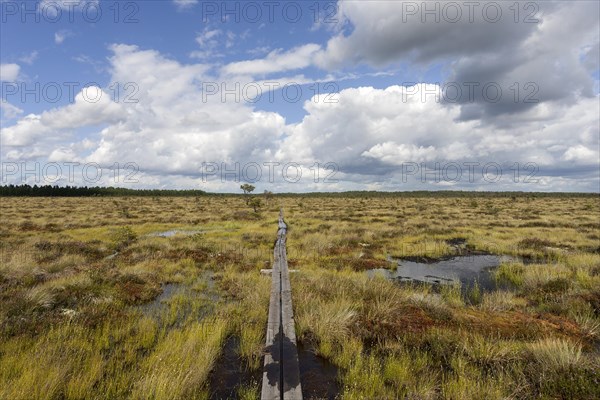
1, 0, 598, 192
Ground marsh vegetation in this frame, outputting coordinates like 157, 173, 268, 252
0, 194, 598, 399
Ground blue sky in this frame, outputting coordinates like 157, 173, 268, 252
3, 2, 347, 113
1, 1, 450, 120
1, 1, 599, 192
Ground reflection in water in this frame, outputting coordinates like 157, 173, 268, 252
139, 283, 182, 316
148, 230, 204, 238
298, 343, 340, 400
208, 336, 262, 400
139, 272, 218, 323
368, 255, 515, 291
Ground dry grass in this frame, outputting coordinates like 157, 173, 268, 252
479, 290, 525, 312
527, 337, 583, 370
131, 318, 228, 399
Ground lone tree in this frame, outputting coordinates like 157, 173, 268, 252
248, 197, 262, 213
240, 183, 255, 204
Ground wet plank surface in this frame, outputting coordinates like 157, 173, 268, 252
261, 210, 302, 400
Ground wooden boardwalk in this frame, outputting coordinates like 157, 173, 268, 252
261, 210, 303, 400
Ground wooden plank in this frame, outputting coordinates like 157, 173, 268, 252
261, 288, 281, 400
261, 210, 302, 400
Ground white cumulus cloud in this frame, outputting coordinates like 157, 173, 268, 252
223, 44, 321, 77
0, 63, 20, 81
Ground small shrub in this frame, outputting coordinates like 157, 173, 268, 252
111, 226, 137, 251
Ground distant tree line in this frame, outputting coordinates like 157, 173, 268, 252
0, 185, 596, 198
0, 185, 207, 197
273, 190, 598, 198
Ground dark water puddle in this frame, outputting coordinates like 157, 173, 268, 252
208, 336, 261, 400
148, 229, 204, 238
139, 272, 219, 325
139, 282, 183, 316
298, 343, 340, 400
369, 255, 516, 292
201, 270, 220, 303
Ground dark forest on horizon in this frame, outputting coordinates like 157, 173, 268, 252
0, 184, 597, 198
